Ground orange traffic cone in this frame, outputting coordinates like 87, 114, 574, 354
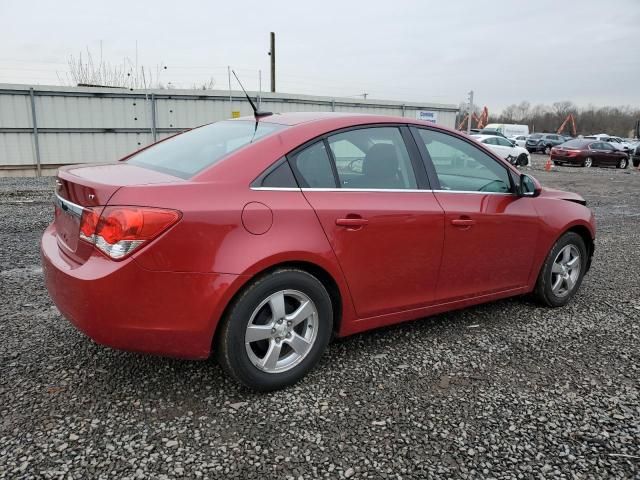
544, 156, 552, 172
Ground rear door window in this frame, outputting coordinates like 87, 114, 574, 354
289, 141, 337, 188
327, 127, 417, 189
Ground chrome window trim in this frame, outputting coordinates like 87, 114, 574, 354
301, 188, 429, 193
250, 186, 518, 195
250, 187, 301, 192
432, 189, 515, 196
54, 193, 84, 218
251, 187, 429, 193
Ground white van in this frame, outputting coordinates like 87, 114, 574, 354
484, 123, 530, 138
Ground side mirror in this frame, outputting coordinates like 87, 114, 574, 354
510, 141, 516, 147
519, 174, 542, 197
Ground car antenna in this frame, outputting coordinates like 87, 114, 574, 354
232, 70, 273, 119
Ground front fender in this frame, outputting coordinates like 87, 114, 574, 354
527, 197, 595, 288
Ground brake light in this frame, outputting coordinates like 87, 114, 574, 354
79, 208, 100, 240
79, 206, 181, 259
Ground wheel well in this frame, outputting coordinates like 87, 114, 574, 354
212, 261, 343, 348
567, 225, 594, 271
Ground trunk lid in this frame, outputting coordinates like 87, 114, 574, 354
54, 162, 183, 263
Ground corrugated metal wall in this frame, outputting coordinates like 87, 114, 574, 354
0, 84, 458, 176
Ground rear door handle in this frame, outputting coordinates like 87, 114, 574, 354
451, 218, 475, 227
336, 217, 369, 227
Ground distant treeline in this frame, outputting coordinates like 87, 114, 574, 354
457, 101, 640, 137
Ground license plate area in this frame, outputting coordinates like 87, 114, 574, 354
54, 195, 83, 252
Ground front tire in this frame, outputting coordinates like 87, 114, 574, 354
517, 153, 529, 166
544, 145, 551, 155
534, 232, 587, 307
617, 157, 628, 169
216, 269, 333, 391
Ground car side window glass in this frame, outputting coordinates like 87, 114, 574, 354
496, 137, 512, 147
415, 129, 512, 194
260, 161, 298, 188
327, 127, 417, 189
289, 141, 337, 188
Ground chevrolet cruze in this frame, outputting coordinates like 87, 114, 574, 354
42, 112, 595, 391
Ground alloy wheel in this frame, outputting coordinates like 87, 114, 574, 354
584, 157, 593, 168
245, 290, 318, 373
550, 245, 581, 298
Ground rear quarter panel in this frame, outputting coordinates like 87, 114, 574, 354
107, 183, 358, 336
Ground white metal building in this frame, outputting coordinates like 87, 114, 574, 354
0, 84, 458, 176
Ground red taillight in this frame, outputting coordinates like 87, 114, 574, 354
79, 206, 180, 260
80, 208, 100, 239
551, 148, 558, 154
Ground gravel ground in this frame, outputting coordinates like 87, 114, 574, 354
1, 155, 638, 479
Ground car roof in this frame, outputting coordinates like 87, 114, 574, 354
234, 111, 437, 127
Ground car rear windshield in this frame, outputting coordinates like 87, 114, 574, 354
127, 120, 284, 178
562, 139, 591, 148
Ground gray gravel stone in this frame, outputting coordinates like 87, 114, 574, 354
1, 161, 639, 479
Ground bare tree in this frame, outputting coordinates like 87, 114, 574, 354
500, 104, 516, 122
58, 47, 216, 91
552, 101, 577, 119
492, 101, 640, 136
515, 101, 530, 122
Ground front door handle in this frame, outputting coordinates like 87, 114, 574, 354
451, 218, 475, 227
336, 217, 369, 227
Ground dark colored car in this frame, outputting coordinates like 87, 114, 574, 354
632, 144, 640, 167
526, 133, 566, 154
551, 139, 629, 168
42, 112, 596, 391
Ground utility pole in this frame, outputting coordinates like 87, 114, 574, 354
467, 90, 474, 134
228, 66, 232, 114
258, 69, 262, 109
269, 32, 276, 92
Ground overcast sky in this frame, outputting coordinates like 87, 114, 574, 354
2, 0, 639, 111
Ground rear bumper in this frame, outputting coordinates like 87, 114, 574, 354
41, 224, 241, 359
551, 154, 583, 164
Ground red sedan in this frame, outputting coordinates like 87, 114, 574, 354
42, 112, 595, 391
551, 139, 630, 168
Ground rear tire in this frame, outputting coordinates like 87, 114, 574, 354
583, 157, 593, 168
216, 269, 333, 391
617, 157, 628, 169
534, 232, 587, 307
